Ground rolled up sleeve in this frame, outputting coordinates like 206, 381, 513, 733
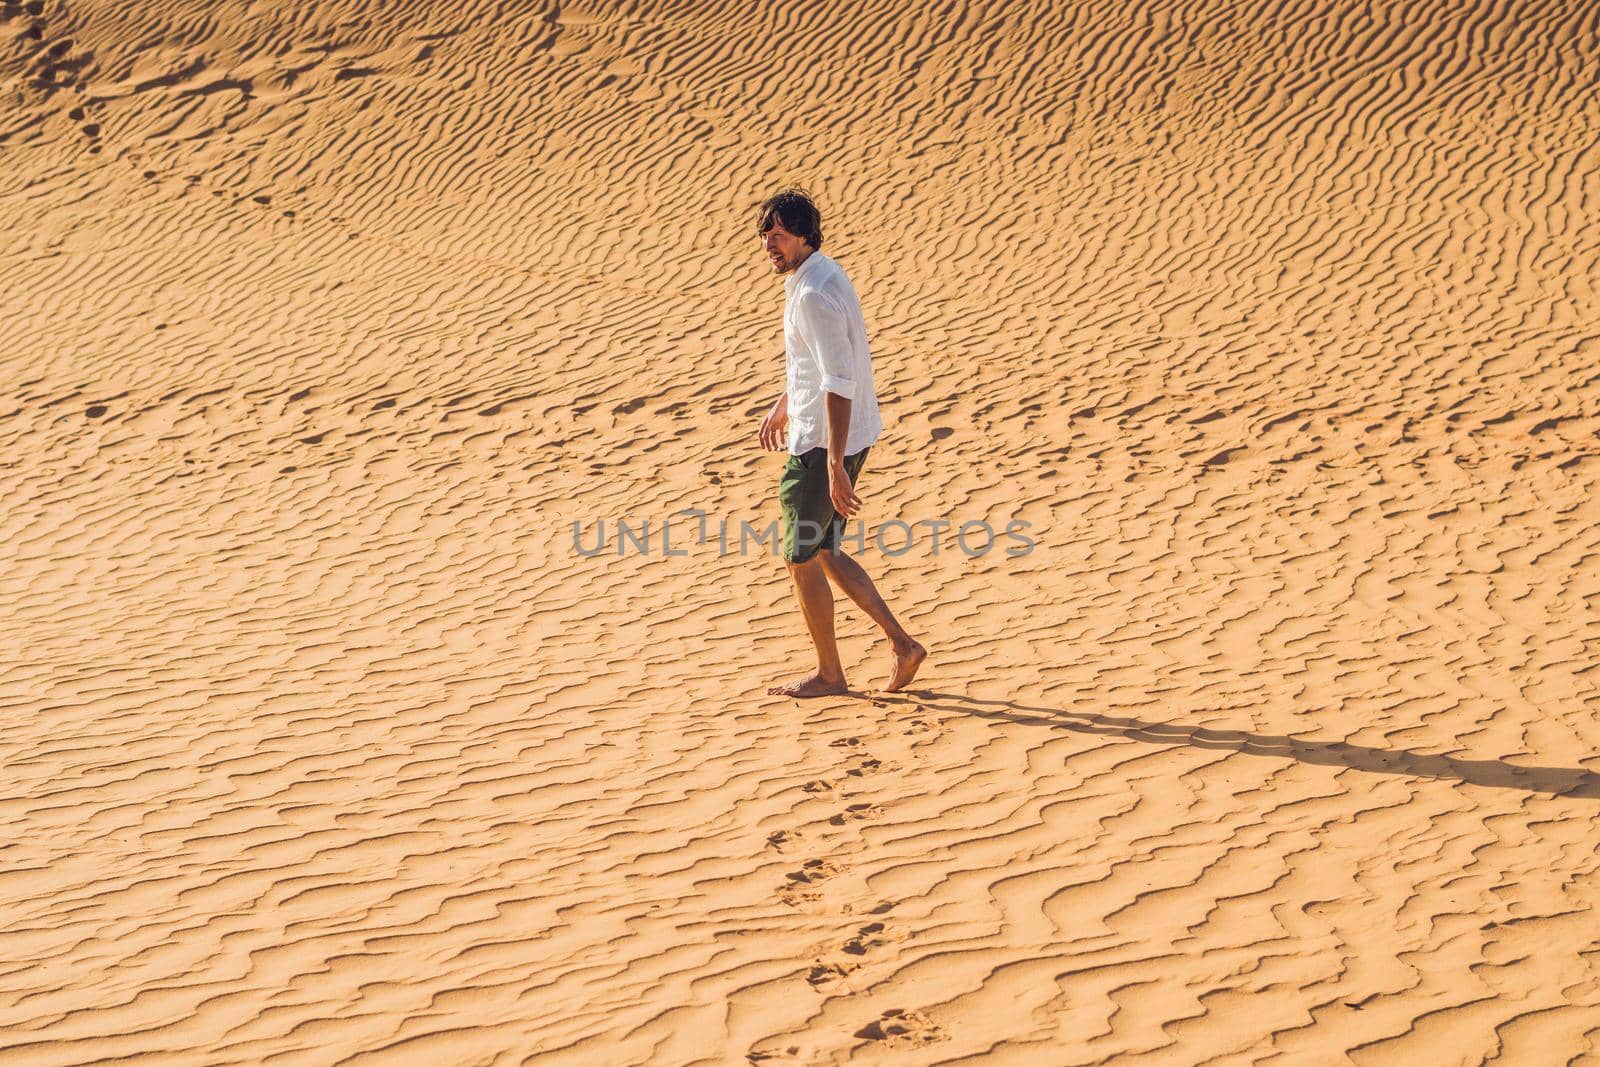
794, 290, 856, 400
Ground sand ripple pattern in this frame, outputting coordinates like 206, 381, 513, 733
3, 0, 1599, 1062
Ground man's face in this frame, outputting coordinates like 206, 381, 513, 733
762, 219, 810, 274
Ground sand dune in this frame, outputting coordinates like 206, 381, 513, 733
3, 0, 1599, 1062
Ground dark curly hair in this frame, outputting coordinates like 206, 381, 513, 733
755, 187, 823, 251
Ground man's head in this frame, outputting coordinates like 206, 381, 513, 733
757, 188, 823, 274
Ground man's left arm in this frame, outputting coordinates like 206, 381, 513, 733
825, 391, 861, 517
796, 292, 863, 518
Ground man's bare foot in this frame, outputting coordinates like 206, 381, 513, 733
768, 673, 849, 698
883, 638, 927, 692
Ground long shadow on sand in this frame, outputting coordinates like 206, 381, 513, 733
883, 691, 1600, 799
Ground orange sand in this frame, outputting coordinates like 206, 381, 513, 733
3, 0, 1599, 1062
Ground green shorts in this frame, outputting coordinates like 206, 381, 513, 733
780, 446, 869, 564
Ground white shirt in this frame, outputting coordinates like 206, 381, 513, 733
784, 251, 884, 457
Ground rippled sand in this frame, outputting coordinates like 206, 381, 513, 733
4, 0, 1599, 1062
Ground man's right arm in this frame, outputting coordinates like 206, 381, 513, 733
758, 389, 789, 451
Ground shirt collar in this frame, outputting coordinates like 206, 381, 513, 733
785, 249, 823, 293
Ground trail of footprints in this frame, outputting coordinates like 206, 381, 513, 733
760, 711, 950, 1048
9, 4, 376, 230
20, 25, 718, 309
3, 1, 102, 157
3, 1, 305, 213
5, 1, 91, 97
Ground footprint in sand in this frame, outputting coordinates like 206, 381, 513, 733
779, 858, 842, 906
784, 858, 839, 886
842, 920, 908, 956
845, 757, 882, 778
62, 97, 98, 144
805, 960, 858, 989
807, 904, 900, 988
854, 1008, 946, 1047
900, 704, 942, 739
829, 802, 882, 826
766, 829, 802, 851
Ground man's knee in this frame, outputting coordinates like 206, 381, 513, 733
785, 553, 822, 575
818, 545, 854, 569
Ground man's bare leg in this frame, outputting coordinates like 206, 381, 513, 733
817, 548, 926, 691
768, 555, 849, 697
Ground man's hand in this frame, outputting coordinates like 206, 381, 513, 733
758, 394, 789, 451
828, 458, 862, 518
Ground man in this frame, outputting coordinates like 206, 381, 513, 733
755, 188, 927, 697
